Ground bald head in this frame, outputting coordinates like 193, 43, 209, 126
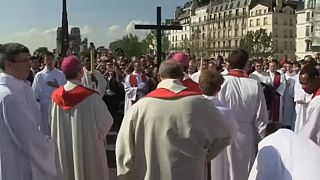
159, 60, 184, 81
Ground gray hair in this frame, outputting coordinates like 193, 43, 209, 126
0, 43, 30, 70
158, 60, 184, 80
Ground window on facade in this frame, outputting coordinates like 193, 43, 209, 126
289, 19, 293, 25
181, 35, 183, 41
307, 12, 311, 21
259, 10, 262, 14
219, 13, 221, 19
250, 20, 253, 27
306, 26, 310, 36
228, 40, 231, 47
185, 34, 187, 40
203, 26, 205, 30
242, 28, 246, 35
243, 8, 246, 15
223, 41, 226, 47
311, 25, 314, 33
204, 16, 207, 21
228, 20, 231, 27
213, 42, 216, 48
256, 19, 260, 26
202, 33, 205, 39
223, 31, 226, 37
220, 5, 223, 11
255, 10, 258, 15
228, 30, 232, 37
223, 21, 226, 27
235, 40, 238, 47
264, 9, 267, 14
236, 9, 239, 16
199, 17, 202, 22
264, 17, 267, 25
290, 41, 294, 51
251, 12, 253, 16
284, 41, 287, 50
229, 11, 232, 17
306, 40, 312, 51
218, 31, 221, 38
224, 12, 227, 18
235, 29, 238, 36
284, 29, 287, 38
273, 29, 277, 37
237, 1, 240, 7
289, 30, 293, 38
210, 15, 212, 20
218, 41, 221, 48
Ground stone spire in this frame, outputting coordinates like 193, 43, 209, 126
61, 0, 69, 57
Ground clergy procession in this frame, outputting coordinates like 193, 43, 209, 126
0, 41, 320, 180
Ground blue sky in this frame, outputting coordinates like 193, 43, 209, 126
0, 0, 186, 52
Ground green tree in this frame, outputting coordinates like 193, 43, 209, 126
142, 30, 170, 55
240, 29, 273, 58
109, 33, 147, 58
33, 47, 48, 57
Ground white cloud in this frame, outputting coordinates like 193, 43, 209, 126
106, 20, 151, 46
80, 25, 93, 35
108, 25, 121, 32
43, 28, 57, 35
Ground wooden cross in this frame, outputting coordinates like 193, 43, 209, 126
135, 6, 182, 66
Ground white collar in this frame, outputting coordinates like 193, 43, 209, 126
157, 79, 187, 93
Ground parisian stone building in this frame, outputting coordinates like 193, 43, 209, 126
169, 0, 302, 59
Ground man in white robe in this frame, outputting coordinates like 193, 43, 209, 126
81, 57, 107, 97
116, 60, 232, 180
199, 70, 238, 180
123, 61, 148, 113
282, 61, 296, 128
248, 129, 320, 180
217, 49, 268, 180
0, 43, 60, 180
298, 66, 320, 145
51, 56, 113, 180
32, 51, 65, 135
294, 60, 315, 133
249, 59, 272, 85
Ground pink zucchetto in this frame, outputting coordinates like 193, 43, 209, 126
61, 55, 81, 74
172, 52, 189, 67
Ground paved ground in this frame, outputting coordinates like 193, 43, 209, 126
110, 169, 117, 180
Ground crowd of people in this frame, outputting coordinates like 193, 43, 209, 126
0, 42, 320, 180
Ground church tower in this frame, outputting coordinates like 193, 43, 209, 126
61, 0, 69, 57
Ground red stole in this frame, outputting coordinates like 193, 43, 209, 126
182, 78, 201, 93
228, 69, 248, 78
146, 88, 201, 99
129, 74, 147, 87
271, 72, 281, 122
313, 88, 320, 99
52, 85, 97, 110
273, 72, 281, 89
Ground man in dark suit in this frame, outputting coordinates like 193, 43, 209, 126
26, 56, 41, 85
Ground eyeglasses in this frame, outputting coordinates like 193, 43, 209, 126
11, 58, 32, 64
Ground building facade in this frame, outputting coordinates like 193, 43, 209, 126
169, 0, 302, 59
248, 0, 297, 59
296, 0, 318, 59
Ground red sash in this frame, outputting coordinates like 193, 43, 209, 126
182, 78, 201, 93
146, 88, 201, 99
273, 72, 281, 89
52, 85, 97, 110
129, 74, 147, 87
228, 70, 248, 78
313, 88, 320, 99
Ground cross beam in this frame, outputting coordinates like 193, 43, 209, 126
135, 6, 182, 66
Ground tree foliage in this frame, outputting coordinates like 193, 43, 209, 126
109, 33, 147, 58
142, 30, 170, 55
240, 29, 273, 58
33, 47, 48, 57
